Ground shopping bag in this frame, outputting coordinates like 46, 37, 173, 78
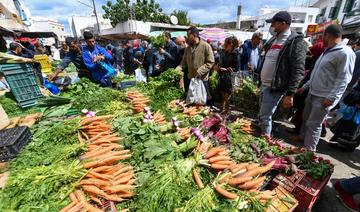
135, 68, 147, 83
186, 78, 207, 105
99, 61, 117, 77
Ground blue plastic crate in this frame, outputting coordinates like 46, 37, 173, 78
0, 63, 43, 108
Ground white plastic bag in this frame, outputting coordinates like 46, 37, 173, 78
186, 78, 207, 105
135, 68, 147, 83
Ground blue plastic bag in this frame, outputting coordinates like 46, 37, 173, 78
98, 61, 117, 77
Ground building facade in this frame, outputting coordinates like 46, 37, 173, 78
68, 15, 112, 38
240, 6, 319, 37
312, 0, 360, 36
30, 17, 66, 42
0, 0, 32, 31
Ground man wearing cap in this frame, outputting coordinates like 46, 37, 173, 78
258, 11, 307, 137
297, 25, 355, 151
49, 37, 91, 81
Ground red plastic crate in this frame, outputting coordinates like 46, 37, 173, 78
293, 173, 332, 212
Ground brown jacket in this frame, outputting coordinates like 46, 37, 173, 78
176, 40, 215, 81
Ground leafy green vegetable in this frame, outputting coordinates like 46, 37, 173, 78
150, 35, 166, 49
233, 79, 259, 117
296, 152, 332, 180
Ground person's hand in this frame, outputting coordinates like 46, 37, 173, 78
322, 99, 333, 108
226, 67, 233, 72
98, 55, 105, 61
282, 96, 293, 108
159, 48, 165, 54
155, 64, 160, 70
48, 70, 61, 81
296, 87, 305, 94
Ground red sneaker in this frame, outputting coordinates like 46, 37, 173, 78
334, 181, 360, 212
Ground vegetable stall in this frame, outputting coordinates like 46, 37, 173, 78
0, 69, 333, 212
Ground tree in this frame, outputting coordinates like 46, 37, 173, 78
102, 0, 170, 27
171, 10, 190, 26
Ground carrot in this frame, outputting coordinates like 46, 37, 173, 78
246, 163, 260, 171
92, 166, 113, 173
212, 160, 234, 166
228, 176, 252, 186
198, 142, 212, 153
60, 202, 76, 212
78, 179, 111, 187
204, 147, 225, 159
91, 151, 129, 161
219, 173, 231, 184
83, 155, 131, 169
91, 137, 122, 144
231, 163, 249, 173
238, 176, 266, 190
126, 179, 136, 185
69, 192, 78, 203
82, 146, 119, 160
211, 163, 230, 170
90, 195, 102, 206
81, 200, 103, 212
192, 169, 204, 189
67, 203, 83, 212
86, 171, 112, 181
231, 169, 247, 178
118, 191, 135, 198
114, 170, 134, 181
114, 173, 135, 184
209, 156, 231, 163
104, 164, 125, 175
214, 185, 238, 199
112, 166, 133, 177
243, 161, 275, 178
254, 193, 275, 200
74, 190, 86, 201
103, 194, 124, 202
82, 185, 108, 197
103, 185, 135, 194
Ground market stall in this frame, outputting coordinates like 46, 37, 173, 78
0, 66, 333, 211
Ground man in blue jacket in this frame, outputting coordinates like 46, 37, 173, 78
82, 31, 113, 87
240, 32, 263, 75
160, 31, 180, 70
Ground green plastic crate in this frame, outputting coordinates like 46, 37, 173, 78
0, 63, 43, 108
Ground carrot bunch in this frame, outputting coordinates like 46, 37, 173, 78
153, 111, 167, 125
178, 128, 191, 141
183, 106, 201, 116
79, 115, 114, 140
239, 119, 254, 134
127, 91, 150, 114
203, 146, 235, 171
62, 115, 136, 211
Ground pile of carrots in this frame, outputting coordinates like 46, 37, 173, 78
62, 115, 136, 211
191, 143, 276, 201
127, 91, 150, 114
153, 111, 167, 125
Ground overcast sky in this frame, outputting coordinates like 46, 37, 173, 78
25, 0, 299, 32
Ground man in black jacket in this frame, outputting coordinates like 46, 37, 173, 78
258, 11, 307, 137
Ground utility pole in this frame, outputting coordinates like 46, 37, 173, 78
91, 0, 101, 33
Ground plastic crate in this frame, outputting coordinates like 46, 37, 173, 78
34, 54, 52, 74
293, 174, 332, 212
0, 126, 32, 162
267, 186, 299, 212
0, 63, 43, 108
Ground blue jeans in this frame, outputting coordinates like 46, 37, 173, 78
258, 85, 284, 136
340, 176, 360, 194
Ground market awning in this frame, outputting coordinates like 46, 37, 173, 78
148, 31, 187, 38
99, 32, 148, 41
200, 28, 227, 42
14, 31, 57, 39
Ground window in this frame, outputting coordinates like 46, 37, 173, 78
343, 0, 355, 12
328, 7, 337, 18
320, 7, 327, 16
